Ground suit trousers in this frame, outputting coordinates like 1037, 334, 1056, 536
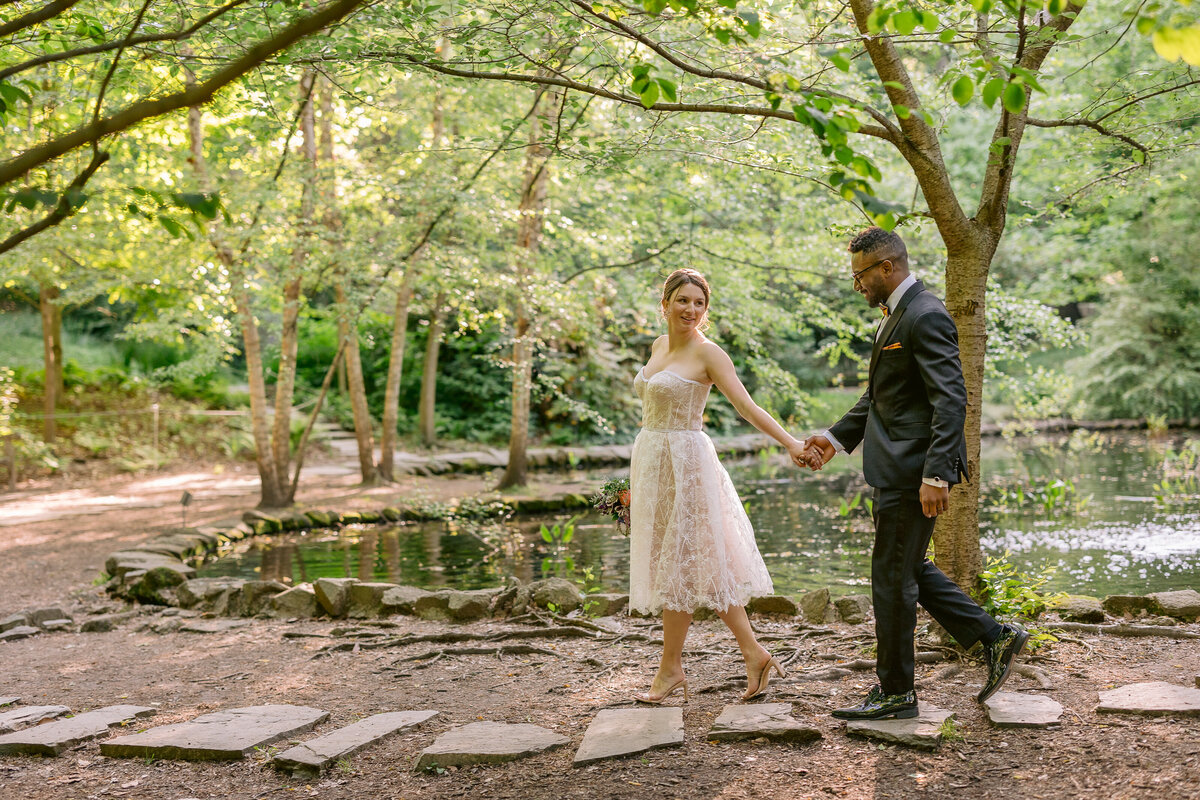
871, 487, 1001, 695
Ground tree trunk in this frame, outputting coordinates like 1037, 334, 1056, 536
378, 269, 414, 481
417, 292, 446, 448
38, 284, 60, 443
497, 81, 559, 490
378, 74, 449, 479
934, 234, 997, 592
186, 86, 284, 507
269, 70, 317, 502
318, 77, 377, 485
336, 283, 377, 482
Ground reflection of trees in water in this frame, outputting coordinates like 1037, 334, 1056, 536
382, 529, 401, 583
357, 529, 378, 582
259, 539, 297, 584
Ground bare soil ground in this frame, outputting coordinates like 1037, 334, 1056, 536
2, 463, 1199, 800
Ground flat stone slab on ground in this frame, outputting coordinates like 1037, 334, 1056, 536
100, 705, 330, 761
273, 710, 439, 777
179, 619, 250, 634
0, 625, 40, 642
984, 692, 1064, 728
573, 708, 685, 766
0, 697, 19, 707
0, 705, 71, 733
418, 721, 568, 769
708, 703, 822, 744
1097, 682, 1200, 717
845, 703, 954, 751
0, 705, 156, 756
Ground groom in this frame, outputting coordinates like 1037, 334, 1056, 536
800, 226, 1026, 720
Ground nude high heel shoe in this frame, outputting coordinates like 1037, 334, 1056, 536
633, 678, 689, 704
742, 656, 785, 701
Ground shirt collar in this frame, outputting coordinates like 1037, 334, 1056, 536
885, 273, 918, 314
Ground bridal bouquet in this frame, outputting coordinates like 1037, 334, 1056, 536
592, 477, 631, 536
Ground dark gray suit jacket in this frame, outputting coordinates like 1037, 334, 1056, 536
829, 280, 969, 490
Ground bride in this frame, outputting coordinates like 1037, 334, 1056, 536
630, 268, 809, 703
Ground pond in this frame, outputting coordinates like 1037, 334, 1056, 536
198, 430, 1200, 598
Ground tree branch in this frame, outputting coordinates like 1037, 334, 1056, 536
0, 0, 80, 39
1026, 116, 1149, 161
0, 0, 252, 83
1094, 77, 1200, 124
975, 2, 1082, 231
560, 238, 683, 283
0, 0, 371, 191
0, 149, 110, 256
92, 0, 155, 129
568, 0, 896, 136
846, 0, 968, 240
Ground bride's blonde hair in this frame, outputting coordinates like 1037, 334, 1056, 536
661, 268, 711, 330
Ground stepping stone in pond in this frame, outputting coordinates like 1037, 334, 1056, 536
983, 692, 1064, 728
417, 721, 568, 769
272, 710, 439, 777
707, 703, 822, 744
0, 705, 156, 756
0, 705, 71, 734
844, 703, 954, 751
100, 705, 329, 761
179, 619, 250, 634
1096, 681, 1200, 717
573, 708, 684, 767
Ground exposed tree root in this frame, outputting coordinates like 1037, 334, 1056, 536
1050, 623, 1200, 639
395, 644, 564, 666
1014, 663, 1054, 689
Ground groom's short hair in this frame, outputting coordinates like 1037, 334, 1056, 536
848, 226, 908, 268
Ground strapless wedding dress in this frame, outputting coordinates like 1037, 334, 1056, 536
628, 367, 773, 615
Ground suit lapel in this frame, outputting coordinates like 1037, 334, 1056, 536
869, 280, 925, 392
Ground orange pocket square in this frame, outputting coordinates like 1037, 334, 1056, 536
882, 342, 903, 351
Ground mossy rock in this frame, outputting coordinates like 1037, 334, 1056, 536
305, 510, 334, 527
339, 511, 364, 525
381, 507, 402, 522
358, 510, 382, 524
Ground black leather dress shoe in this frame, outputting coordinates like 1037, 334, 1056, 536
977, 622, 1029, 702
831, 685, 919, 720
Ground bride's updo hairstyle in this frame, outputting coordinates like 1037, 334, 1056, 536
661, 268, 712, 330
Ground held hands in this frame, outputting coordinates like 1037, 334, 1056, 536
794, 434, 835, 471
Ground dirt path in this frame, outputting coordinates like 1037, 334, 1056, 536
1, 462, 1199, 800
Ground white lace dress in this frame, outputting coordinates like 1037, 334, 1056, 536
628, 367, 774, 615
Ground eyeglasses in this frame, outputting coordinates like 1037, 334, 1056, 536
852, 258, 889, 287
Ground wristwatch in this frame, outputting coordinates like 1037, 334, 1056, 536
922, 476, 949, 488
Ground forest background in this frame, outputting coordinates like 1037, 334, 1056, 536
2, 0, 1198, 590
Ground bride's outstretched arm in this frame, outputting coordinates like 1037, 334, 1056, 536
700, 342, 806, 462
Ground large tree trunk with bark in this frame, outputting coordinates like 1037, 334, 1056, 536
186, 87, 284, 507
934, 235, 997, 592
417, 292, 446, 448
318, 77, 377, 484
497, 83, 559, 490
378, 79, 449, 480
378, 269, 414, 481
38, 284, 61, 443
269, 70, 317, 502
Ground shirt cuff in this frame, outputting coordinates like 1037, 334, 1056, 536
922, 477, 949, 488
821, 430, 846, 454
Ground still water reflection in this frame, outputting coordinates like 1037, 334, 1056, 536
199, 431, 1200, 597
